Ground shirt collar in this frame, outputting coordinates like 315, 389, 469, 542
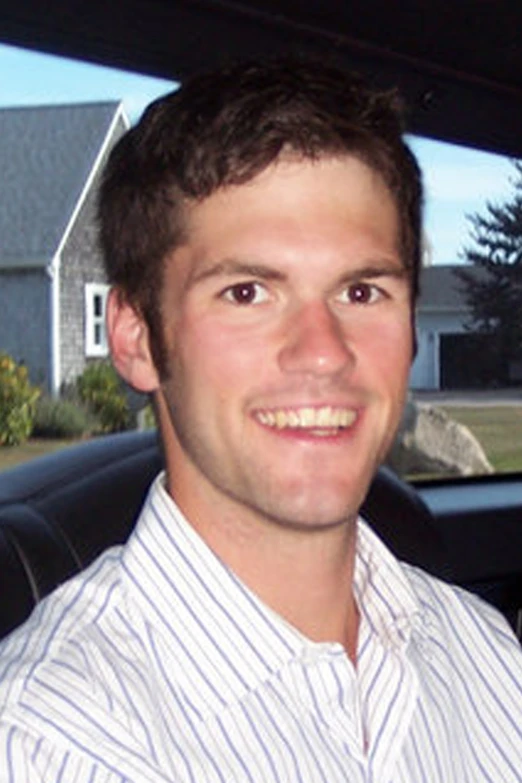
122, 474, 422, 713
355, 520, 424, 651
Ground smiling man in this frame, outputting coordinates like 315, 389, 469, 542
1, 58, 521, 782
110, 152, 413, 660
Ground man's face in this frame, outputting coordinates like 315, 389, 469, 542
156, 156, 413, 531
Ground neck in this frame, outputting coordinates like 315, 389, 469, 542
242, 523, 360, 659
170, 471, 360, 658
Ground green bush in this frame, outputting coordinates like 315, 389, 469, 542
137, 403, 157, 431
0, 353, 40, 446
76, 361, 130, 433
33, 396, 95, 439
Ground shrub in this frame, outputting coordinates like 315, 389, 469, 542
0, 353, 40, 446
137, 403, 157, 431
33, 396, 95, 439
76, 361, 130, 433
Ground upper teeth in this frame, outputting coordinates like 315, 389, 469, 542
256, 406, 356, 429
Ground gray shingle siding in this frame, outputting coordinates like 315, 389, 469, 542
59, 115, 127, 388
59, 170, 107, 387
0, 269, 50, 386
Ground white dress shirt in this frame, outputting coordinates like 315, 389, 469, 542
0, 473, 521, 782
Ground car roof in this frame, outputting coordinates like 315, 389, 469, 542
1, 0, 521, 157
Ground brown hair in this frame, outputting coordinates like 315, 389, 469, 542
99, 57, 423, 374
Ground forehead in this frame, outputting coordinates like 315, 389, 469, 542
184, 155, 400, 250
162, 156, 406, 303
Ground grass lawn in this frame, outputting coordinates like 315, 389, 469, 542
439, 405, 522, 473
0, 438, 80, 471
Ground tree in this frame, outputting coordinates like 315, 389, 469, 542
456, 160, 522, 384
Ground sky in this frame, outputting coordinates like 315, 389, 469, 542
0, 42, 516, 266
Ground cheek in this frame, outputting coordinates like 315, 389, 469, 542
177, 314, 269, 392
353, 316, 413, 378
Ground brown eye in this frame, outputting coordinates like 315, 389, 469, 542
349, 283, 373, 303
223, 282, 268, 305
340, 282, 382, 305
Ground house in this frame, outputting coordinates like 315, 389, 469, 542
0, 102, 129, 394
410, 264, 492, 390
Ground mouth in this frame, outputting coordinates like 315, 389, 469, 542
253, 405, 357, 436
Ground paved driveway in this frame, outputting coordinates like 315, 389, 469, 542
412, 389, 522, 407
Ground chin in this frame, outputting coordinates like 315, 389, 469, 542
259, 481, 366, 531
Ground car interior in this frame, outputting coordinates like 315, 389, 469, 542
0, 0, 521, 642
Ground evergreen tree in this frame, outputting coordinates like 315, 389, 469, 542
456, 160, 522, 382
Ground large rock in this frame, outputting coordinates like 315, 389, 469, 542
386, 399, 493, 477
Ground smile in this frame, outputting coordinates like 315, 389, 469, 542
254, 405, 357, 431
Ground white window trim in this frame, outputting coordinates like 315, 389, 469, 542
85, 282, 110, 357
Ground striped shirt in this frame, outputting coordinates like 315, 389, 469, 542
0, 473, 521, 782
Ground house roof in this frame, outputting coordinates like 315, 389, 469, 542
0, 102, 124, 269
417, 264, 483, 311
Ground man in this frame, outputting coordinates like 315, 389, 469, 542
0, 58, 521, 782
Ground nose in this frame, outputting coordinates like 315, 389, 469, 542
278, 301, 354, 376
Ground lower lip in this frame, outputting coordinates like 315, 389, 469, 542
254, 419, 359, 442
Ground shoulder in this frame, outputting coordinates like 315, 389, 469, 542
404, 562, 517, 642
0, 547, 124, 716
0, 547, 134, 779
399, 565, 522, 777
403, 562, 522, 693
0, 546, 153, 777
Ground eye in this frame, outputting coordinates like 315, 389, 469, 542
222, 281, 269, 305
339, 282, 383, 305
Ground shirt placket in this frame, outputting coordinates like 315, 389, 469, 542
357, 633, 419, 782
287, 648, 370, 779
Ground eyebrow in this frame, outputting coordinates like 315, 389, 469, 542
336, 263, 409, 285
188, 258, 287, 287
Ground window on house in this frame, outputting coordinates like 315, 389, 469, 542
85, 283, 110, 357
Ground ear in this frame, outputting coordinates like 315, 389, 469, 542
106, 288, 160, 393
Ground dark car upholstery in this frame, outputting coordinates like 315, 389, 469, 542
0, 431, 454, 641
0, 432, 161, 638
